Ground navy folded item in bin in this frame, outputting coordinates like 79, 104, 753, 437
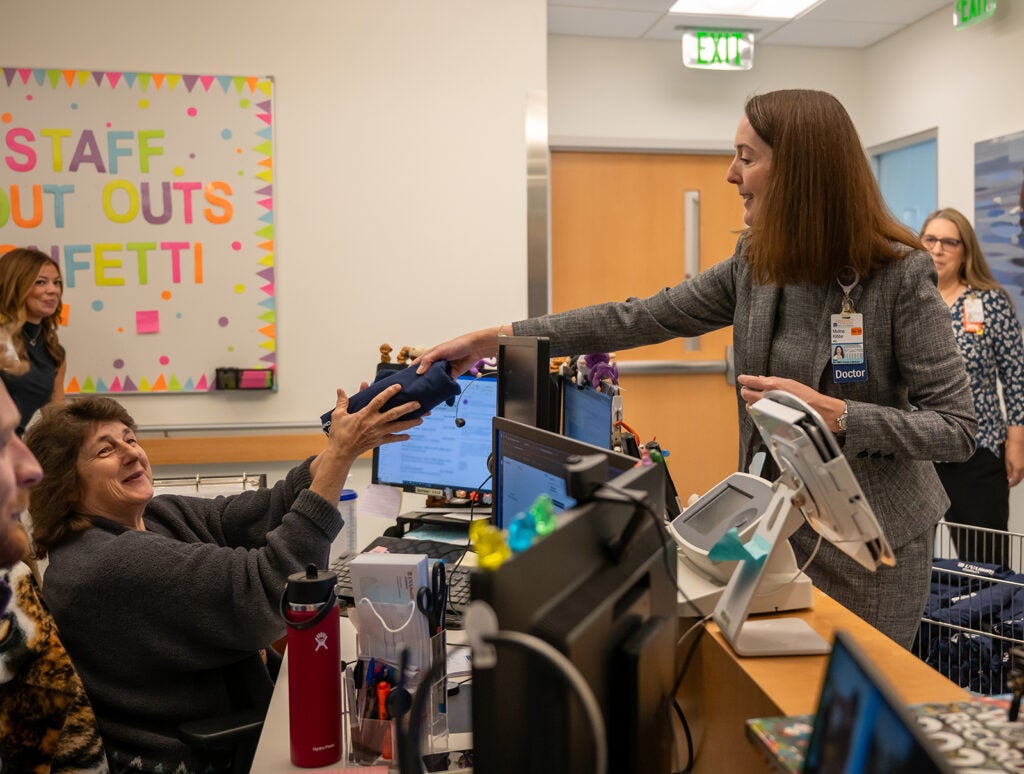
320, 361, 461, 434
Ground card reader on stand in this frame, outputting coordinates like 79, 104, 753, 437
667, 472, 814, 617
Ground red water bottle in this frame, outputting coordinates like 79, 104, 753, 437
282, 564, 342, 767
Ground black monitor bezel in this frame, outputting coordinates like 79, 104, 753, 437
496, 335, 561, 434
490, 415, 636, 529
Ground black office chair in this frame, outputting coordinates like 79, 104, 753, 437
177, 649, 280, 774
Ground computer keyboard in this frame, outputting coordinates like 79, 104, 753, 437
330, 535, 472, 624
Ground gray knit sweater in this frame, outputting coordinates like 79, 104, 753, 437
41, 458, 342, 768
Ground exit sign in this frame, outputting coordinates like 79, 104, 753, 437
954, 0, 996, 29
682, 29, 755, 71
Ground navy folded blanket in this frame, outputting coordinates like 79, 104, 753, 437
320, 361, 460, 434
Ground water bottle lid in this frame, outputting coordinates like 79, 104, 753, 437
339, 489, 357, 502
285, 563, 337, 605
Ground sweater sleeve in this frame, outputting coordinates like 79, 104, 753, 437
148, 457, 325, 549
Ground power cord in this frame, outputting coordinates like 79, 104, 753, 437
396, 628, 609, 774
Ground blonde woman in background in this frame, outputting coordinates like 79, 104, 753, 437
922, 208, 1024, 568
0, 248, 67, 435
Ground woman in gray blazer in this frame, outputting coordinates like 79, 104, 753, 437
417, 89, 976, 649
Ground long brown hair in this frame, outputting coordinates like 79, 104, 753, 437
0, 248, 65, 365
919, 207, 1005, 294
743, 89, 919, 286
24, 396, 138, 558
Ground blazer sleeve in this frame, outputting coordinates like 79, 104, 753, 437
513, 256, 739, 355
845, 252, 977, 463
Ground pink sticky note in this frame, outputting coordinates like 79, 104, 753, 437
136, 310, 160, 334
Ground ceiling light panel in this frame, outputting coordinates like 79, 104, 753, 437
669, 0, 823, 19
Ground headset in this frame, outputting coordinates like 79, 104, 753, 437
453, 370, 497, 428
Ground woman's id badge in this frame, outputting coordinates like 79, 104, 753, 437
832, 313, 867, 383
963, 295, 984, 334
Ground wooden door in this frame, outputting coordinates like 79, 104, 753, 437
550, 151, 745, 499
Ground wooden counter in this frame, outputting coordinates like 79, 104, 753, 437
677, 589, 969, 773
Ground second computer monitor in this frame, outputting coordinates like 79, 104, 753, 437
491, 415, 635, 529
562, 380, 622, 450
496, 336, 561, 434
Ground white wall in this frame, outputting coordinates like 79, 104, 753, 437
0, 0, 546, 429
548, 35, 865, 151
861, 3, 1024, 227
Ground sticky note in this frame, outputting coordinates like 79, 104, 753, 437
136, 310, 160, 334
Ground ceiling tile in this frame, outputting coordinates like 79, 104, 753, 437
761, 19, 904, 47
549, 6, 664, 39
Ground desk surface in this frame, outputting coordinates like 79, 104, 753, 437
251, 619, 472, 773
680, 588, 969, 774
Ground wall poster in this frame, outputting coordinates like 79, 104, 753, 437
0, 66, 275, 394
975, 129, 1024, 323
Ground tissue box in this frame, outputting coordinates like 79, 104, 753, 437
348, 552, 428, 605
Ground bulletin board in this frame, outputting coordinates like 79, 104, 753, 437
975, 129, 1024, 324
0, 66, 275, 394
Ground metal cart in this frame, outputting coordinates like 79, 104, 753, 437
913, 521, 1024, 695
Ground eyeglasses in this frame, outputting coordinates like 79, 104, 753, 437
921, 235, 963, 251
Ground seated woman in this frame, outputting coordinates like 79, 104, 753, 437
25, 385, 421, 773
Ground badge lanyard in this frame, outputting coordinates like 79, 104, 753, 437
831, 268, 867, 383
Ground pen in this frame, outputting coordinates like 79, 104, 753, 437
377, 680, 392, 760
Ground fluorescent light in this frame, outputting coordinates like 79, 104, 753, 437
669, 0, 823, 19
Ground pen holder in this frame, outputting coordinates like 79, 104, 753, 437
422, 630, 449, 749
347, 630, 449, 766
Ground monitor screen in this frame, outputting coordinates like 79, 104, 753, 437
803, 632, 954, 774
491, 416, 635, 529
470, 459, 678, 773
371, 373, 496, 498
496, 336, 560, 434
562, 381, 621, 450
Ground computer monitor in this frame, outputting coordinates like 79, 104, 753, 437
491, 416, 636, 529
371, 373, 496, 500
496, 335, 561, 434
561, 380, 622, 450
803, 632, 954, 773
469, 460, 678, 774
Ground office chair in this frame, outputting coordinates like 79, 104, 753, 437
177, 649, 280, 774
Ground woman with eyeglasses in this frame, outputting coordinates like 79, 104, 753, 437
921, 208, 1024, 568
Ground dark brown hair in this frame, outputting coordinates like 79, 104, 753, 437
0, 248, 65, 366
920, 207, 1004, 294
24, 396, 137, 557
743, 89, 919, 285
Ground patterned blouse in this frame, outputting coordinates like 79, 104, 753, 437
949, 287, 1024, 455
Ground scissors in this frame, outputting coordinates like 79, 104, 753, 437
416, 560, 447, 634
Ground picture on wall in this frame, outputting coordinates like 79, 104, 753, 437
975, 129, 1024, 323
0, 66, 276, 394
